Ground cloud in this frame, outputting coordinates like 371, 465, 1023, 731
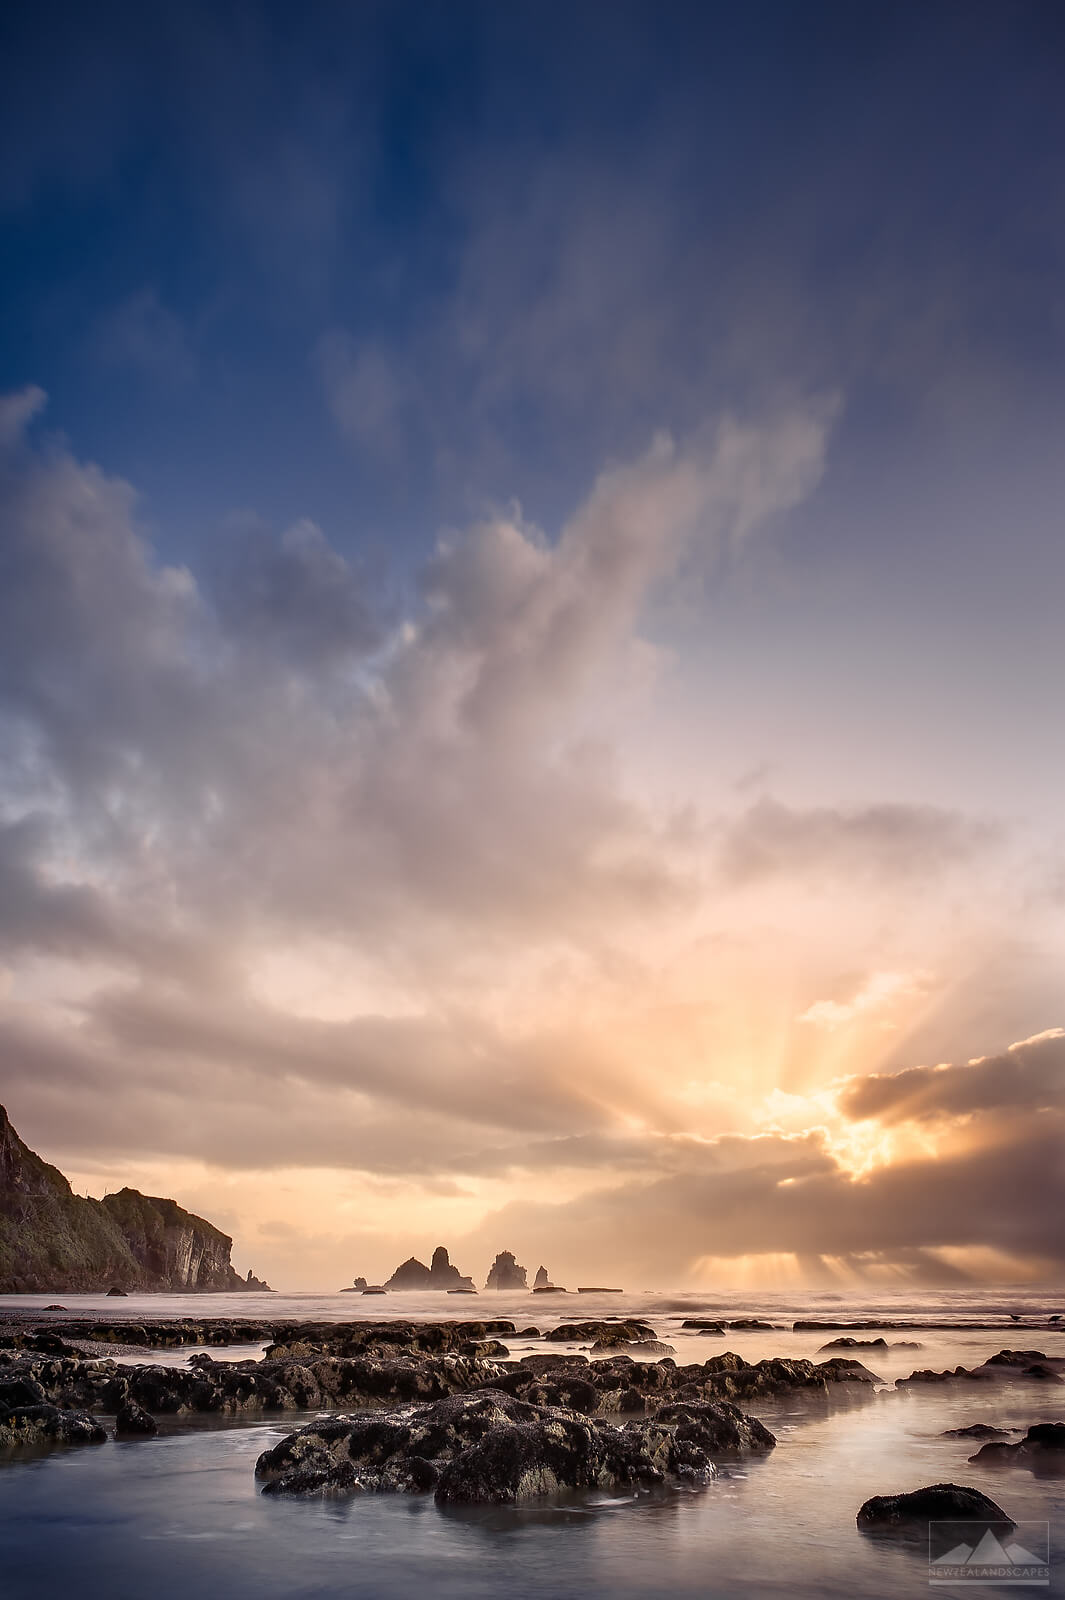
838, 1028, 1065, 1125
463, 1112, 1065, 1285
719, 797, 994, 885
0, 386, 1058, 1286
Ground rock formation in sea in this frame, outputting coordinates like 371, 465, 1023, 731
383, 1246, 475, 1291
485, 1250, 527, 1290
533, 1265, 550, 1289
0, 1103, 270, 1293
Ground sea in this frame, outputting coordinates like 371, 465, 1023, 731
1, 1285, 1063, 1599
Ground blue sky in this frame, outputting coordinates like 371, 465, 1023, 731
1, 1, 1064, 1287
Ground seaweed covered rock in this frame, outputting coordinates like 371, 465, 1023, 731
544, 1321, 655, 1344
652, 1400, 776, 1454
255, 1388, 752, 1503
0, 1402, 106, 1448
115, 1400, 158, 1437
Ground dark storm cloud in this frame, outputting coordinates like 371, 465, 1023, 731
467, 1115, 1065, 1283
838, 1029, 1065, 1125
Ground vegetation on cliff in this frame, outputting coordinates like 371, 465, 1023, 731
0, 1105, 268, 1293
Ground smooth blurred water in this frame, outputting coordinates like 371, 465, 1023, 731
2, 1289, 1064, 1598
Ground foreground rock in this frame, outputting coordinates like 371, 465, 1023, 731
256, 1389, 775, 1503
0, 1321, 881, 1433
969, 1423, 1065, 1470
857, 1483, 1012, 1533
0, 1392, 106, 1449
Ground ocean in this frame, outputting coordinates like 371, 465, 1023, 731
2, 1286, 1063, 1598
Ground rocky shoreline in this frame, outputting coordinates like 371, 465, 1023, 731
1, 1314, 1062, 1520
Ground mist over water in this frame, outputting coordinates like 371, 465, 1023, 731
2, 1288, 1063, 1599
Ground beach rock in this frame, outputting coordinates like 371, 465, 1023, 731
969, 1423, 1065, 1468
819, 1337, 888, 1352
727, 1320, 775, 1331
943, 1424, 1012, 1439
256, 1389, 735, 1504
545, 1321, 655, 1344
106, 1286, 128, 1296
0, 1403, 107, 1448
590, 1337, 676, 1356
485, 1251, 528, 1291
681, 1320, 725, 1332
652, 1400, 776, 1454
857, 1483, 1012, 1533
985, 1350, 1048, 1367
115, 1401, 158, 1437
533, 1266, 551, 1290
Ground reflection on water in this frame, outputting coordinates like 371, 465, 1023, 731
1, 1292, 1064, 1598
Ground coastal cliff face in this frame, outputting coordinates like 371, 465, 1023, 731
0, 1105, 268, 1293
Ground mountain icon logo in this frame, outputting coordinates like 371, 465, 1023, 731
929, 1520, 1050, 1586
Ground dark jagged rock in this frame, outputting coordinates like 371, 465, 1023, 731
591, 1336, 676, 1356
897, 1365, 994, 1386
0, 1402, 107, 1449
681, 1319, 725, 1332
819, 1337, 888, 1351
485, 1251, 527, 1291
943, 1423, 1012, 1439
653, 1400, 776, 1454
544, 1320, 655, 1344
533, 1266, 551, 1290
969, 1423, 1065, 1468
115, 1401, 158, 1437
984, 1349, 1050, 1367
857, 1483, 1012, 1533
727, 1320, 775, 1331
383, 1248, 475, 1293
255, 1388, 771, 1503
0, 1104, 269, 1293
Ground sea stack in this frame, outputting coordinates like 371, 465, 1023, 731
382, 1246, 475, 1291
485, 1250, 528, 1290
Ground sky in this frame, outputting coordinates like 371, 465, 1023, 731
1, 0, 1064, 1292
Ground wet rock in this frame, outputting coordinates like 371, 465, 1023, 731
985, 1349, 1049, 1367
256, 1389, 731, 1504
115, 1401, 158, 1437
943, 1424, 1012, 1439
0, 1403, 107, 1448
590, 1337, 675, 1356
819, 1337, 888, 1352
969, 1422, 1065, 1468
518, 1353, 588, 1371
652, 1400, 776, 1454
681, 1319, 725, 1332
544, 1321, 655, 1344
857, 1483, 1012, 1533
106, 1286, 128, 1297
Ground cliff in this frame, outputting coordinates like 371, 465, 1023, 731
0, 1104, 270, 1293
